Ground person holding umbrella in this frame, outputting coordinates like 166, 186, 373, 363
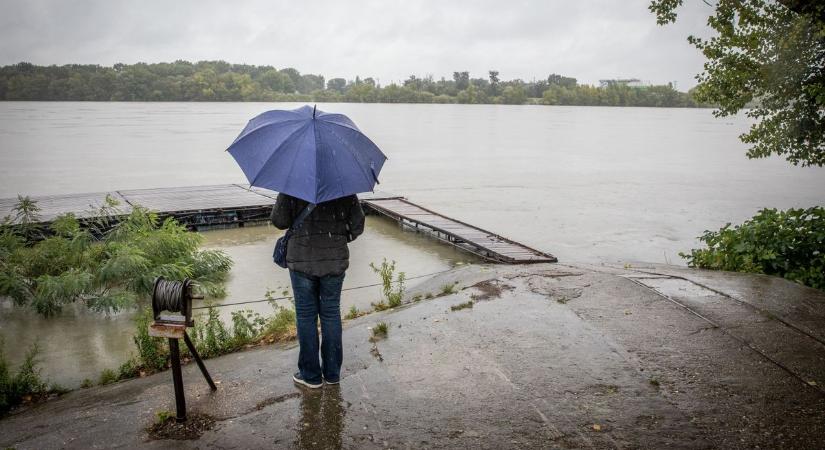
227, 105, 386, 389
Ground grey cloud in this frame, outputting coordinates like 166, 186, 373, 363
0, 0, 712, 88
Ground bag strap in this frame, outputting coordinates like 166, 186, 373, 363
290, 203, 316, 232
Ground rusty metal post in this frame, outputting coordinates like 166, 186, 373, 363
168, 338, 186, 422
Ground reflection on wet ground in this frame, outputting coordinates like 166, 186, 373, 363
295, 387, 345, 450
0, 216, 478, 388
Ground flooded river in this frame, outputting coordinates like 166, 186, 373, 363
1, 102, 823, 386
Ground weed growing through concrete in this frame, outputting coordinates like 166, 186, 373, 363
370, 258, 406, 308
155, 410, 174, 424
451, 301, 474, 311
345, 305, 366, 320
371, 322, 389, 341
372, 301, 389, 311
440, 282, 459, 296
556, 296, 568, 304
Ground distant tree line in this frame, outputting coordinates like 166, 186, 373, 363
0, 61, 703, 107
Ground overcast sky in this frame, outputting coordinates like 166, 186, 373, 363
0, 0, 713, 89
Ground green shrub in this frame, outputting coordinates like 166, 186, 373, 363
190, 306, 231, 358
98, 368, 118, 385
261, 306, 297, 342
0, 197, 233, 317
681, 207, 825, 290
230, 310, 266, 347
369, 259, 406, 308
132, 307, 168, 372
0, 340, 50, 415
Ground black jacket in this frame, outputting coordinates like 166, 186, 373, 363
270, 193, 365, 277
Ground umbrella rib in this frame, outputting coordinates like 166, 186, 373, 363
321, 122, 375, 189
249, 122, 312, 186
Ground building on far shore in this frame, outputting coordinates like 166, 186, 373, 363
598, 78, 648, 88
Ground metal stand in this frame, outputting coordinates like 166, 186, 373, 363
150, 324, 217, 422
168, 338, 187, 422
150, 277, 214, 423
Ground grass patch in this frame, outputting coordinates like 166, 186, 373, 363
344, 305, 367, 320
370, 322, 389, 341
371, 301, 389, 312
450, 301, 474, 311
439, 282, 459, 296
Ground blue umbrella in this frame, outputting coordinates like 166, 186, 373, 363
227, 105, 387, 204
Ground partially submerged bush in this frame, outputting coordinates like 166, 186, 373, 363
0, 340, 51, 415
0, 197, 233, 316
681, 207, 825, 290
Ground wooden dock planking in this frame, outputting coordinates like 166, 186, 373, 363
0, 185, 556, 264
117, 184, 273, 212
362, 197, 556, 264
0, 191, 132, 222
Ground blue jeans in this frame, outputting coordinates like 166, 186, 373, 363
290, 270, 345, 384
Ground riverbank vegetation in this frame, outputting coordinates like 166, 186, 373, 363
656, 2, 824, 285
0, 197, 232, 316
0, 340, 64, 415
682, 207, 825, 291
0, 61, 701, 107
651, 0, 824, 166
124, 303, 298, 378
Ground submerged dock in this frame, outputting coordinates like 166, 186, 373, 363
0, 184, 556, 264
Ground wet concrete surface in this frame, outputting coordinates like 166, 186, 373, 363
1, 263, 824, 449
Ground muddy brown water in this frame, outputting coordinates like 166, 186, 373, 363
1, 101, 823, 388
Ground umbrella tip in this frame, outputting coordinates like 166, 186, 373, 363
312, 104, 316, 119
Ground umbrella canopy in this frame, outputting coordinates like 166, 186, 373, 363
227, 105, 387, 204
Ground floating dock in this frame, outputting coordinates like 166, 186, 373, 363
0, 184, 556, 264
